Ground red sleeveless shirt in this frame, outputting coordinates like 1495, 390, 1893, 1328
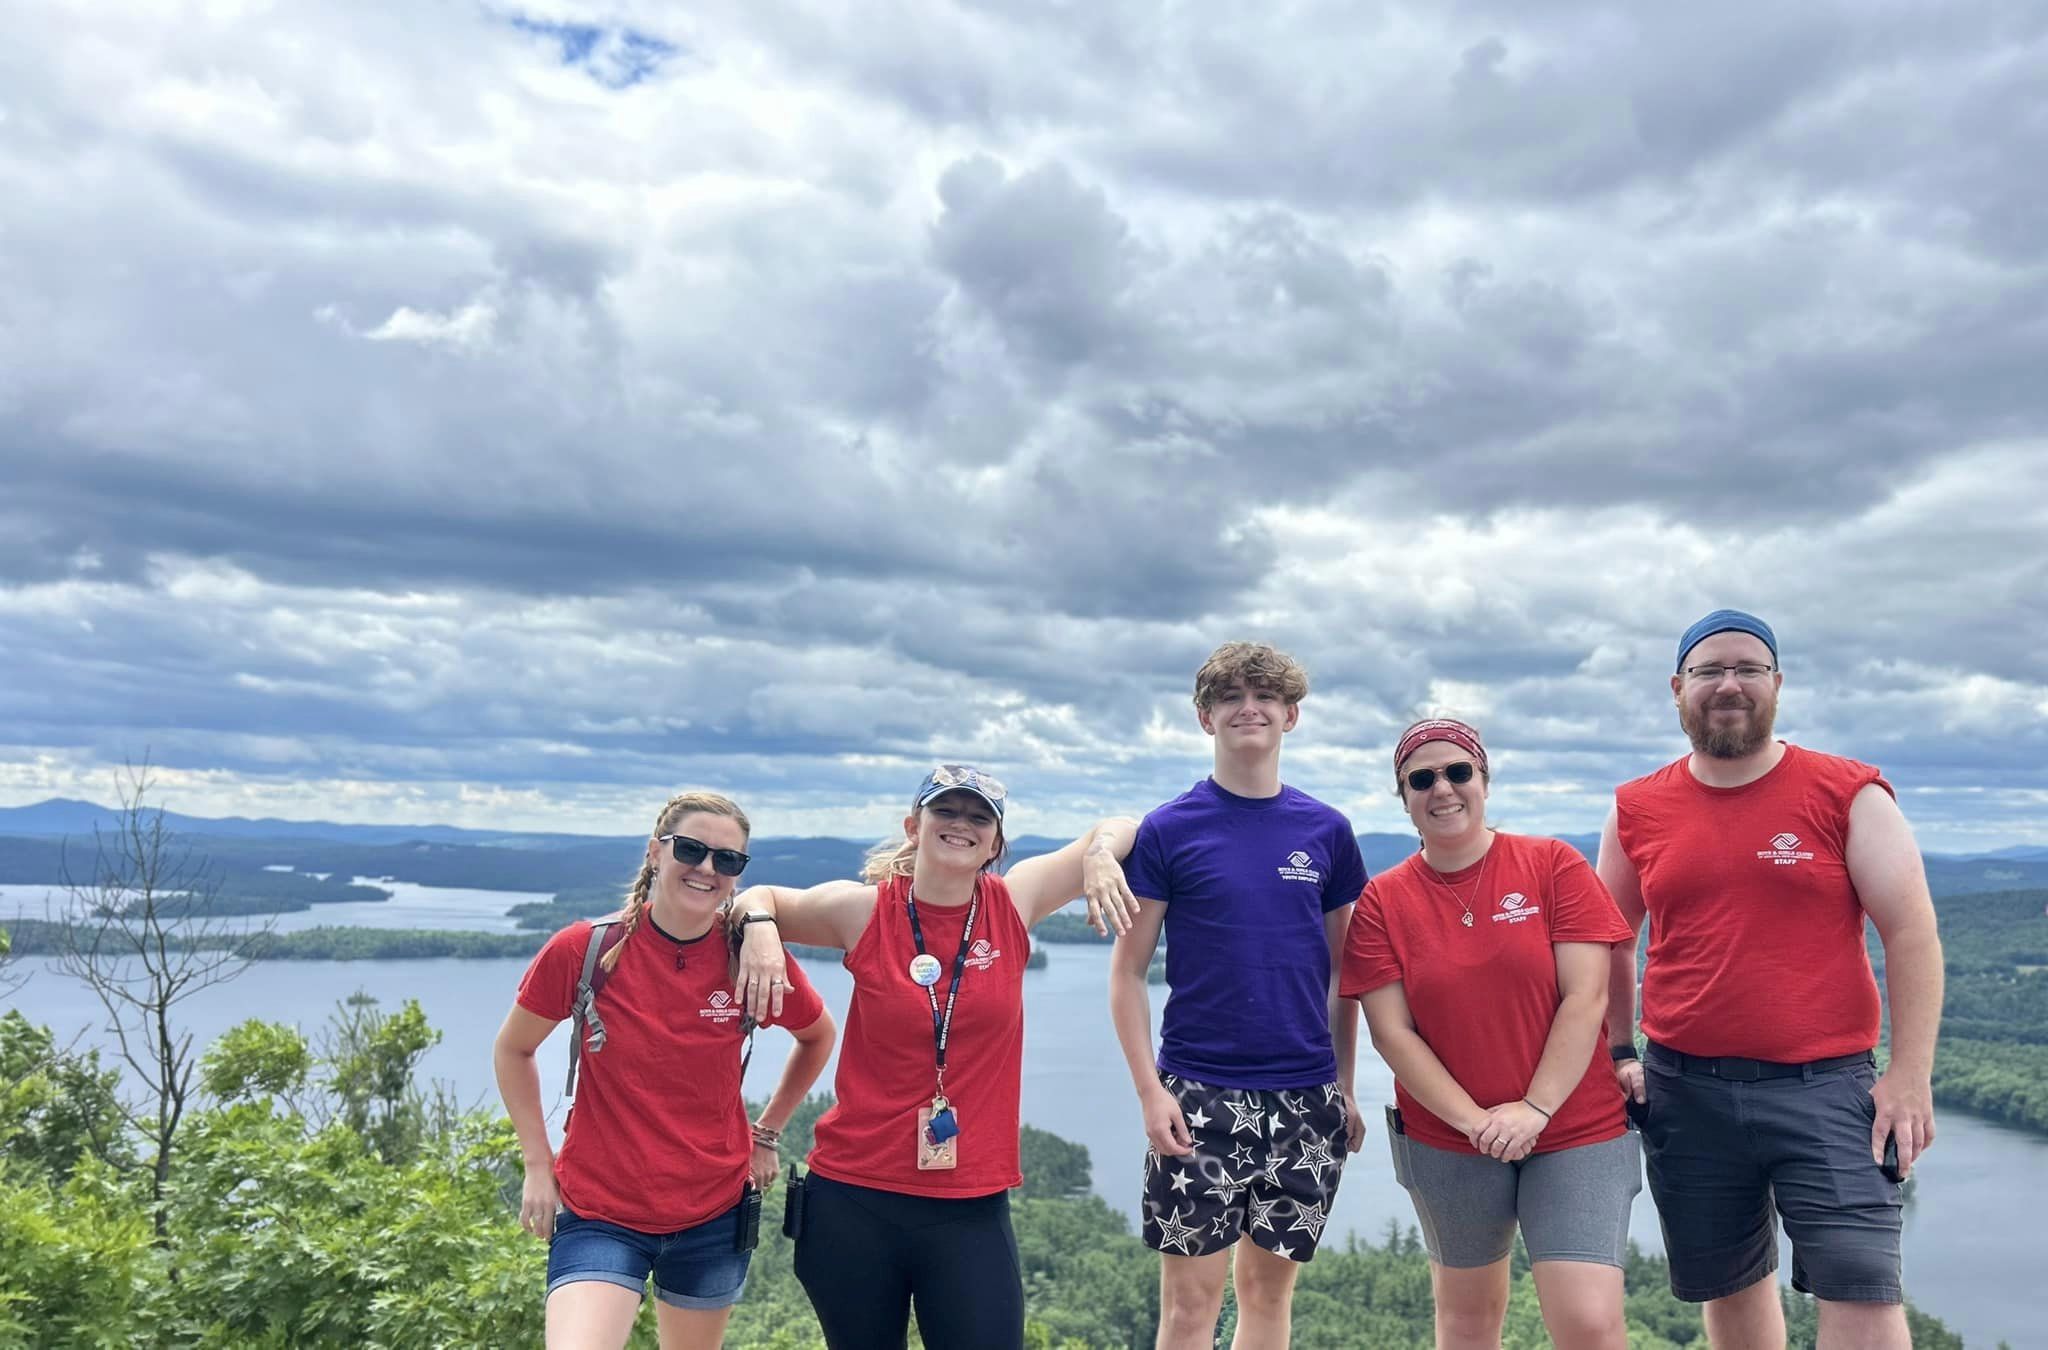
808, 872, 1029, 1198
1616, 743, 1888, 1062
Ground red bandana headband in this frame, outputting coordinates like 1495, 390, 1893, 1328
1394, 718, 1488, 777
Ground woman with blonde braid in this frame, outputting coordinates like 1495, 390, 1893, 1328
494, 790, 837, 1350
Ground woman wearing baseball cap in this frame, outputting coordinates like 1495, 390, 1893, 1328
1340, 721, 1640, 1350
730, 764, 1139, 1350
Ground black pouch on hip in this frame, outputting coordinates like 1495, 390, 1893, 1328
735, 1184, 762, 1253
781, 1165, 808, 1240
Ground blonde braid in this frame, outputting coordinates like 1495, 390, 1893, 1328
602, 789, 753, 972
600, 858, 655, 973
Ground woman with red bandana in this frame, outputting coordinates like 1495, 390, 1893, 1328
730, 764, 1138, 1350
1340, 720, 1640, 1350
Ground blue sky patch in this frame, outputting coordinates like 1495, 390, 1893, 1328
510, 15, 676, 89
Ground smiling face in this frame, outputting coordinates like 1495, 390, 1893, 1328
1398, 740, 1490, 847
904, 789, 1004, 875
1196, 680, 1300, 756
644, 809, 749, 928
1673, 630, 1782, 759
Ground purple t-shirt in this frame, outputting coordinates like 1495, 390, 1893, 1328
1123, 778, 1368, 1089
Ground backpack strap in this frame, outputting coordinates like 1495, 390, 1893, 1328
564, 917, 628, 1101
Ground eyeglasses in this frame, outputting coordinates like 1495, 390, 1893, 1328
928, 764, 1007, 804
658, 834, 751, 877
1681, 663, 1777, 684
1404, 761, 1478, 792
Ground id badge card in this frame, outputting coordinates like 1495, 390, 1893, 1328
916, 1103, 960, 1170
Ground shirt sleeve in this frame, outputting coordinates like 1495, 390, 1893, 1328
765, 947, 828, 1033
1322, 817, 1369, 914
514, 922, 591, 1022
1545, 841, 1634, 944
1120, 812, 1174, 904
1338, 880, 1402, 997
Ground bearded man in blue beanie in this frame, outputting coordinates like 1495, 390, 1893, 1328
1594, 610, 1943, 1350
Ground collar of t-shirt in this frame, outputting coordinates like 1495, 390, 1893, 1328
644, 913, 717, 949
1202, 776, 1289, 810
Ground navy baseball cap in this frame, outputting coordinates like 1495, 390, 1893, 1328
914, 764, 1007, 820
1676, 609, 1778, 671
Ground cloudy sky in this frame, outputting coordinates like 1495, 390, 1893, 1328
2, 2, 2043, 851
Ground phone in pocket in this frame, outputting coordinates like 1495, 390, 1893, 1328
1879, 1131, 1905, 1184
735, 1184, 762, 1252
782, 1165, 808, 1240
1384, 1104, 1405, 1136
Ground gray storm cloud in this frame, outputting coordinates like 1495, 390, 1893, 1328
0, 1, 2042, 846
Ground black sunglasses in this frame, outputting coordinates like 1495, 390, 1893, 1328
658, 833, 750, 877
1404, 761, 1478, 792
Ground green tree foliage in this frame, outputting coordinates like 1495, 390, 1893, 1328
320, 994, 449, 1165
0, 1011, 132, 1180
0, 1012, 1982, 1350
1929, 1038, 2048, 1133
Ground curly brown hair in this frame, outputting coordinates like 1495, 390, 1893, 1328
1192, 640, 1310, 710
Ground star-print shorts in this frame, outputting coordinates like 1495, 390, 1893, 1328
1139, 1071, 1349, 1262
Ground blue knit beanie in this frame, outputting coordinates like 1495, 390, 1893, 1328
1676, 609, 1778, 671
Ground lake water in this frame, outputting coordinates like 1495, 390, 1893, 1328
2, 883, 2041, 1348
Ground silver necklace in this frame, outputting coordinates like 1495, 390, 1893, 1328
1424, 836, 1493, 929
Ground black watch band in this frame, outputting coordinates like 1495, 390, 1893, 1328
1610, 1043, 1640, 1062
737, 912, 779, 930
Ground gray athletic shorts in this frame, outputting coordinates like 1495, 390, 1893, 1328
1388, 1127, 1642, 1269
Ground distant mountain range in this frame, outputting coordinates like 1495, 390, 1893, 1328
1, 798, 2042, 899
0, 798, 601, 848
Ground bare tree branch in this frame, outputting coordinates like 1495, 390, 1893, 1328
52, 757, 272, 1241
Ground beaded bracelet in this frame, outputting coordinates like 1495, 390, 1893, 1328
750, 1122, 782, 1149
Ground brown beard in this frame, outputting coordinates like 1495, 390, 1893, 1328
1680, 690, 1777, 759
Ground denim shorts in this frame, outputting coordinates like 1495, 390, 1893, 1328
546, 1199, 752, 1311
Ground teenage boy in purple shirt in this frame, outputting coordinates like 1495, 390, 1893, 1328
1109, 641, 1369, 1350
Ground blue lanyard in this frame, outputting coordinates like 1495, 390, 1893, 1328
904, 884, 979, 1078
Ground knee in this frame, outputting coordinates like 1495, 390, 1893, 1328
1436, 1289, 1508, 1343
1159, 1277, 1225, 1330
1231, 1268, 1292, 1318
1540, 1297, 1626, 1349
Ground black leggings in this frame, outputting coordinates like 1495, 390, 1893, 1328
793, 1174, 1023, 1350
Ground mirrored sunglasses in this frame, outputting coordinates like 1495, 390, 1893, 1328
930, 763, 1007, 803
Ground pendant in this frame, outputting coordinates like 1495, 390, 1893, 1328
908, 953, 942, 986
1461, 911, 1474, 928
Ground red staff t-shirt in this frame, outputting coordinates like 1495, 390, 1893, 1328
808, 872, 1028, 1198
517, 915, 824, 1234
1616, 743, 1888, 1062
1340, 832, 1632, 1156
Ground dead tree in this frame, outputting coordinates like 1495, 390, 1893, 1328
54, 761, 269, 1239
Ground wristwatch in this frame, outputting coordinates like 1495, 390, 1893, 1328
736, 912, 779, 932
1609, 1043, 1640, 1062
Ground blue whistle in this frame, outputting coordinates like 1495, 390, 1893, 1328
925, 1108, 959, 1144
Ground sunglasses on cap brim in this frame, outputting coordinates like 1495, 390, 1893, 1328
658, 833, 750, 877
1404, 761, 1478, 792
